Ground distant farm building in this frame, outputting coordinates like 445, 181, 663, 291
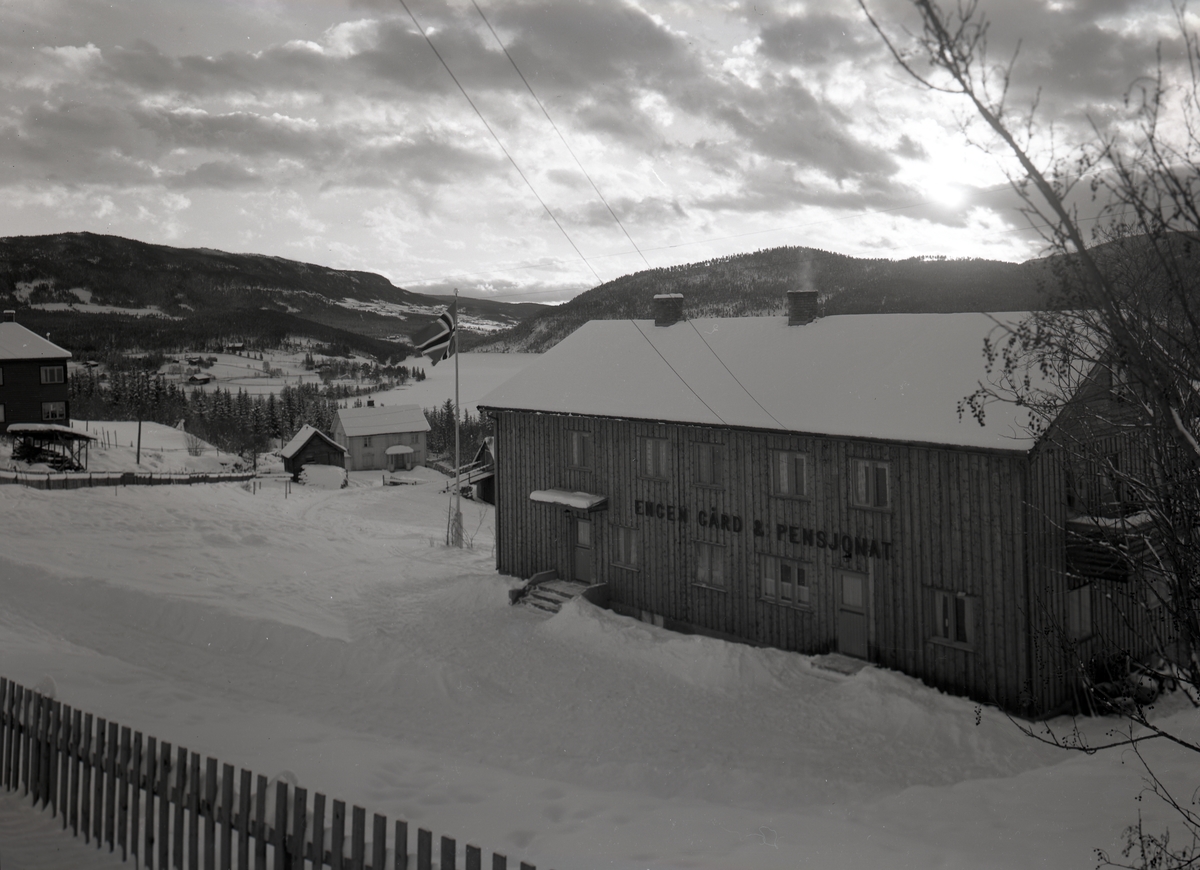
280, 424, 347, 477
479, 291, 1168, 717
0, 310, 71, 434
332, 403, 429, 471
188, 373, 212, 385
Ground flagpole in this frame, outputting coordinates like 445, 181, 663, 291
453, 288, 463, 548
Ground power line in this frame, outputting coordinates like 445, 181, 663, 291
630, 320, 728, 425
394, 0, 602, 286
470, 0, 652, 271
687, 320, 787, 430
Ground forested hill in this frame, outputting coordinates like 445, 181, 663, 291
0, 232, 547, 355
476, 247, 1055, 352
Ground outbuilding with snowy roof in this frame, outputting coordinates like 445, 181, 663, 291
280, 424, 347, 478
0, 310, 71, 434
331, 402, 429, 471
479, 291, 1162, 716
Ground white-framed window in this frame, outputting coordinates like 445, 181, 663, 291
762, 555, 809, 607
40, 365, 65, 385
694, 541, 725, 589
569, 430, 592, 469
694, 443, 723, 487
852, 459, 890, 508
363, 436, 372, 447
639, 437, 669, 479
613, 526, 639, 569
1067, 584, 1093, 641
771, 451, 808, 497
41, 401, 66, 422
931, 589, 975, 647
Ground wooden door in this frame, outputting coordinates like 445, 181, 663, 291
837, 570, 869, 659
573, 517, 593, 584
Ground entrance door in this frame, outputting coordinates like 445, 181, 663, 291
836, 570, 869, 659
573, 517, 593, 584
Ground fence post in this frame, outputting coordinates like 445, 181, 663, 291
417, 829, 431, 870
70, 708, 82, 836
292, 787, 307, 870
57, 703, 69, 827
273, 779, 289, 870
331, 799, 345, 870
465, 846, 481, 870
190, 751, 201, 870
491, 855, 505, 870
255, 774, 268, 870
93, 716, 106, 847
205, 757, 218, 870
351, 806, 366, 870
80, 713, 93, 843
146, 735, 158, 869
394, 820, 407, 870
159, 740, 172, 870
174, 746, 187, 870
372, 813, 386, 870
312, 793, 327, 870
440, 837, 455, 870
119, 726, 131, 859
106, 720, 119, 852
132, 732, 143, 867
0, 678, 9, 790
239, 769, 252, 870
220, 763, 234, 870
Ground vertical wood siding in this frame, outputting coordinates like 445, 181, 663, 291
492, 410, 1036, 712
0, 358, 71, 432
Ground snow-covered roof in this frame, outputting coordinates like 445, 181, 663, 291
385, 444, 414, 455
336, 404, 430, 437
0, 321, 71, 361
281, 424, 346, 459
7, 423, 95, 440
530, 489, 608, 511
478, 313, 1053, 452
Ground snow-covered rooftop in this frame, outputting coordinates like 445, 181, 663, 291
478, 312, 1049, 452
335, 403, 430, 437
280, 424, 346, 459
0, 320, 71, 361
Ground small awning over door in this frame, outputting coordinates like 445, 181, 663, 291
529, 489, 608, 512
385, 445, 414, 455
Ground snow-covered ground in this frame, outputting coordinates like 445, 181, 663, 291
0, 464, 1198, 868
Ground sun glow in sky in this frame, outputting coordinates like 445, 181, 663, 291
0, 0, 1189, 302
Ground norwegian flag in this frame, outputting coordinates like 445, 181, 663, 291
413, 301, 457, 365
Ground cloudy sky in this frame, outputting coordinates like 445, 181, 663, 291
0, 0, 1191, 302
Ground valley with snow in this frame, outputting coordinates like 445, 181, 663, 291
0, 441, 1197, 869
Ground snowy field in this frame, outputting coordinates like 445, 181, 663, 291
0, 468, 1198, 868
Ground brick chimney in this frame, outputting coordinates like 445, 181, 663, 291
787, 290, 818, 326
2, 310, 14, 322
653, 293, 684, 327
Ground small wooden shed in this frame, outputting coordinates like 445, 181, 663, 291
280, 425, 347, 477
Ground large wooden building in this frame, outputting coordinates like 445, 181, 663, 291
0, 310, 71, 434
479, 292, 1160, 715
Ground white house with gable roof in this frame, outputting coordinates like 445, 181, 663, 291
332, 402, 429, 471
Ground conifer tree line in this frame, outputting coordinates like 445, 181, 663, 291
423, 398, 490, 461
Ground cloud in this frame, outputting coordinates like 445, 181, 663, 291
167, 160, 263, 189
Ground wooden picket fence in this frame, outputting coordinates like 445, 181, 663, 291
0, 678, 548, 870
0, 470, 257, 490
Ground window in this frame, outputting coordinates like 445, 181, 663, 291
639, 437, 669, 479
1146, 572, 1171, 611
613, 526, 639, 569
363, 436, 372, 447
40, 365, 64, 385
569, 431, 592, 469
0, 404, 4, 423
41, 401, 66, 422
931, 589, 975, 647
762, 555, 809, 606
0, 367, 4, 385
694, 541, 725, 589
694, 443, 723, 487
771, 451, 808, 497
852, 459, 890, 508
1067, 585, 1093, 641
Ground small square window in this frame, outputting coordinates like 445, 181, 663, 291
639, 437, 669, 479
852, 459, 890, 508
40, 365, 64, 385
771, 451, 808, 497
569, 431, 592, 469
41, 401, 66, 422
695, 443, 723, 487
694, 541, 725, 589
762, 555, 809, 607
0, 403, 5, 423
363, 436, 372, 447
1067, 585, 1093, 641
613, 526, 639, 569
931, 589, 975, 647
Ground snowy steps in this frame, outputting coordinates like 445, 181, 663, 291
522, 579, 590, 614
811, 653, 871, 676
